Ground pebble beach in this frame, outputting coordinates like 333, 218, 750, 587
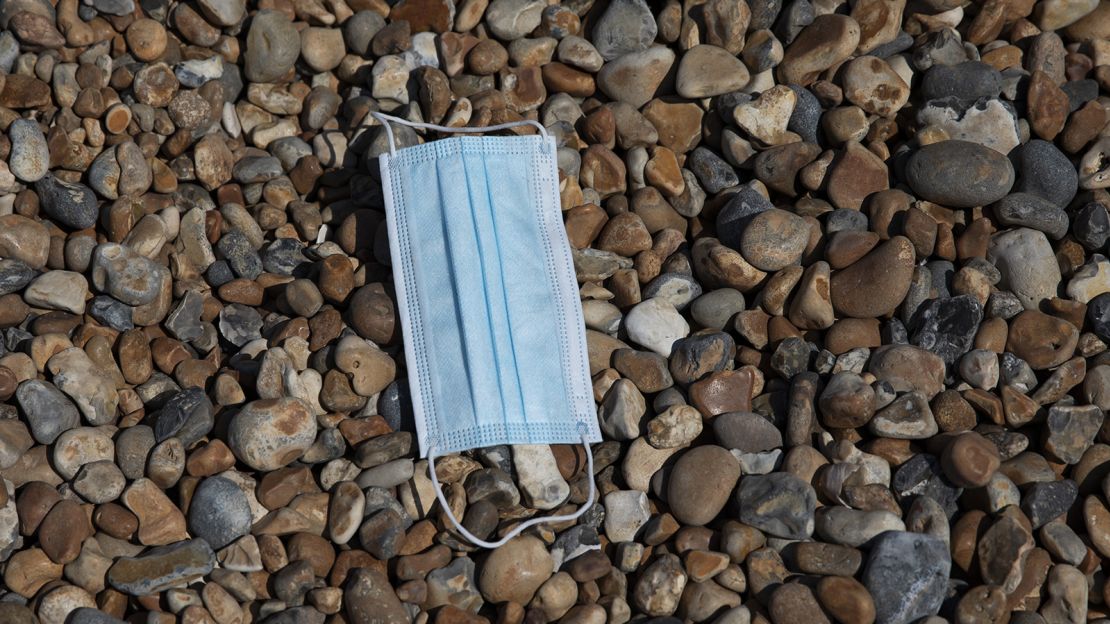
0, 0, 1109, 622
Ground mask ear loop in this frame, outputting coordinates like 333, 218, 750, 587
426, 430, 596, 550
371, 111, 550, 159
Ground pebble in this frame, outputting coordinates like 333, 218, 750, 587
477, 536, 553, 604
988, 228, 1063, 311
227, 398, 317, 471
862, 531, 950, 624
34, 175, 99, 230
667, 446, 741, 526
7, 119, 48, 183
187, 476, 252, 549
0, 0, 1104, 620
904, 140, 1015, 207
107, 539, 215, 595
736, 473, 816, 539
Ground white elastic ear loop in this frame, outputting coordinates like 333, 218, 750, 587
427, 435, 596, 549
370, 111, 550, 158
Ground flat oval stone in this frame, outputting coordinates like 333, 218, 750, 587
667, 445, 741, 526
35, 175, 99, 230
8, 119, 48, 182
15, 380, 80, 445
904, 140, 1015, 208
227, 398, 317, 471
830, 236, 915, 318
187, 476, 252, 550
107, 539, 215, 596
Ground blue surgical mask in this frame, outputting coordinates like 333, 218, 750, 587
373, 112, 601, 548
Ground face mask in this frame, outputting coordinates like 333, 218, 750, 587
373, 112, 602, 548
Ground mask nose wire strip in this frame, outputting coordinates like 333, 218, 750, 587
370, 111, 550, 157
426, 435, 596, 550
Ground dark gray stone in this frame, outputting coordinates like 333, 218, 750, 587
35, 174, 98, 230
262, 238, 309, 276
993, 193, 1069, 240
591, 0, 657, 61
15, 379, 81, 444
863, 531, 950, 624
687, 147, 739, 195
716, 186, 773, 250
892, 454, 962, 517
1072, 202, 1110, 251
904, 140, 1014, 208
188, 476, 252, 549
787, 86, 820, 144
1021, 480, 1077, 529
165, 290, 205, 342
910, 295, 983, 365
920, 61, 1003, 102
219, 303, 264, 346
154, 387, 214, 446
67, 608, 128, 624
88, 295, 134, 332
0, 259, 35, 296
1011, 139, 1078, 208
217, 229, 263, 279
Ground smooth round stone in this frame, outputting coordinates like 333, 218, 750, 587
187, 476, 252, 549
1011, 139, 1078, 207
676, 45, 751, 98
72, 460, 126, 504
597, 47, 676, 109
690, 289, 746, 330
244, 10, 300, 83
863, 532, 950, 624
817, 372, 876, 428
34, 174, 99, 230
624, 298, 690, 357
920, 61, 1003, 101
478, 536, 553, 604
988, 228, 1062, 311
0, 214, 49, 269
993, 193, 1069, 239
1008, 310, 1078, 370
24, 271, 88, 314
8, 119, 48, 182
15, 379, 80, 444
712, 412, 782, 453
830, 236, 915, 319
667, 445, 741, 526
591, 0, 657, 60
227, 398, 317, 471
739, 209, 809, 271
904, 140, 1015, 208
940, 432, 1000, 488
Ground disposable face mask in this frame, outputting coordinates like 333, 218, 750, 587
373, 112, 602, 548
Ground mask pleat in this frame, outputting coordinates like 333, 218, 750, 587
466, 146, 530, 437
484, 144, 575, 432
432, 148, 504, 438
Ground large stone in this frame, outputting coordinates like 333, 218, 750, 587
904, 140, 1015, 208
